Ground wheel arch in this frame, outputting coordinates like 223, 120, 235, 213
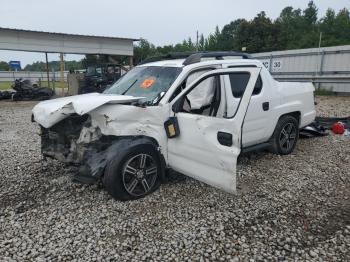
279, 111, 301, 125
269, 111, 301, 141
130, 135, 167, 181
81, 135, 167, 181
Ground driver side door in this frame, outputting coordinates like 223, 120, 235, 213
167, 67, 261, 193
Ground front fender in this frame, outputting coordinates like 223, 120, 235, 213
78, 136, 166, 181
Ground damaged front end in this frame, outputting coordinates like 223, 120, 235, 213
40, 114, 119, 183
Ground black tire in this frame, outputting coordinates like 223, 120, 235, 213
103, 143, 161, 201
11, 93, 22, 101
270, 115, 299, 155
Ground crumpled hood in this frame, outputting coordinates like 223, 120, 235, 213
32, 93, 144, 128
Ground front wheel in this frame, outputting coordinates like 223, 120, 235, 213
103, 144, 161, 201
270, 115, 299, 155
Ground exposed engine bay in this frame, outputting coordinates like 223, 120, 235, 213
41, 115, 117, 182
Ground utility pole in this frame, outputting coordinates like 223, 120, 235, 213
317, 32, 323, 73
316, 32, 323, 89
318, 32, 322, 49
45, 52, 50, 88
60, 53, 65, 96
196, 30, 199, 51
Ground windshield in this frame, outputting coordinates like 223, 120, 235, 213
104, 66, 182, 104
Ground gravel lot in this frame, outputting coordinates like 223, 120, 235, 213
0, 96, 349, 261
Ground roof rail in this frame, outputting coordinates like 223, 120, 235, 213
138, 52, 195, 65
138, 51, 252, 66
183, 52, 252, 65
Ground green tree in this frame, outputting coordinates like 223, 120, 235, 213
198, 34, 205, 51
299, 0, 319, 48
0, 61, 9, 71
206, 26, 221, 51
217, 19, 246, 51
304, 1, 318, 25
275, 7, 304, 49
234, 12, 279, 52
133, 39, 158, 64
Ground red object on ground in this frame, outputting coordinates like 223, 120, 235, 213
332, 122, 345, 134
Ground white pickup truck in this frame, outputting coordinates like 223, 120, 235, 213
32, 52, 316, 200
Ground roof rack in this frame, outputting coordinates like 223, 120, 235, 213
183, 52, 252, 65
138, 51, 252, 66
138, 52, 195, 65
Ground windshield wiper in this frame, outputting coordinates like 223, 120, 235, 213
151, 91, 166, 105
122, 79, 138, 95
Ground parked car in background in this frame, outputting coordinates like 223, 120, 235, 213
80, 63, 124, 94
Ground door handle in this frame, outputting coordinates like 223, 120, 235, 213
262, 102, 269, 111
217, 132, 233, 146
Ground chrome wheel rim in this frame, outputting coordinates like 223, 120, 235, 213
279, 123, 297, 151
122, 153, 158, 197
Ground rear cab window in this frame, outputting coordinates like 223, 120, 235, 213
229, 73, 263, 98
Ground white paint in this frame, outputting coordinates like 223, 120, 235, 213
168, 68, 261, 193
32, 58, 316, 195
32, 93, 144, 128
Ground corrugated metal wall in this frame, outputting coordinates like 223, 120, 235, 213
252, 45, 350, 93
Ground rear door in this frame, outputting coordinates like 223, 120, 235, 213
222, 65, 270, 147
167, 67, 261, 193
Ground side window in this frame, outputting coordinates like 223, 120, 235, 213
168, 68, 214, 102
229, 73, 262, 98
253, 75, 263, 95
185, 69, 212, 87
181, 75, 222, 117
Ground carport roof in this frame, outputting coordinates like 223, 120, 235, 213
0, 27, 139, 56
0, 27, 140, 41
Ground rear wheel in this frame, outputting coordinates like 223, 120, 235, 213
270, 115, 299, 155
103, 144, 161, 201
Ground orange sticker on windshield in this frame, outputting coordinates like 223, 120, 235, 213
140, 78, 155, 89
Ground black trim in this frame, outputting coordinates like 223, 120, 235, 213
217, 132, 233, 146
183, 52, 252, 66
138, 51, 252, 66
241, 142, 271, 154
262, 102, 269, 111
138, 52, 195, 65
209, 77, 221, 117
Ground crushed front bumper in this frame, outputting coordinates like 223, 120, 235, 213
40, 114, 117, 181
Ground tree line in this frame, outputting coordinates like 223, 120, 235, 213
134, 1, 350, 63
0, 60, 83, 72
1, 1, 349, 71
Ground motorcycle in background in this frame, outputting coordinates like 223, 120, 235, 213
11, 78, 54, 101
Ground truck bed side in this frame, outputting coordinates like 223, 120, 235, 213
275, 81, 316, 128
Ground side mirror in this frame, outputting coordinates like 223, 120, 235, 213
172, 97, 184, 113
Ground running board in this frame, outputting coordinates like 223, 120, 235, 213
241, 142, 270, 154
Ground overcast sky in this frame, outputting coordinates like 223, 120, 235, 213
0, 0, 348, 67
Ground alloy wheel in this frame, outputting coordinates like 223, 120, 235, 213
279, 122, 297, 151
122, 153, 158, 197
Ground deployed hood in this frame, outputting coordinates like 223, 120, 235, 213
32, 93, 144, 128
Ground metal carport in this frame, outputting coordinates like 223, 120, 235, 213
0, 27, 138, 93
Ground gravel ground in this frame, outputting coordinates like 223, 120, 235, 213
0, 96, 349, 261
